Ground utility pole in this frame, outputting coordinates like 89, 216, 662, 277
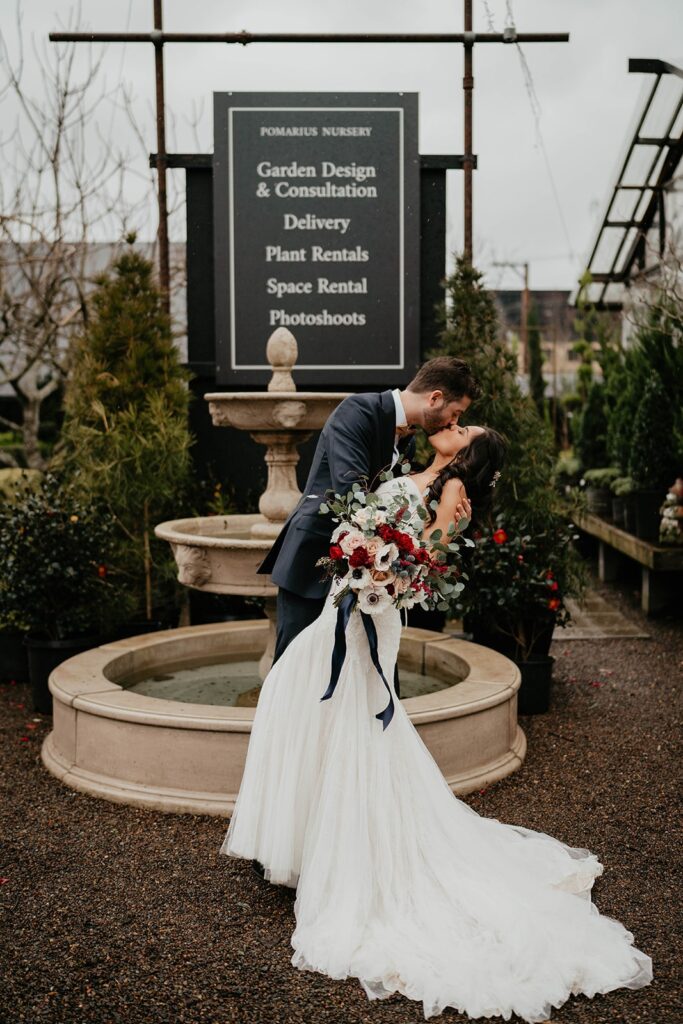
463, 0, 474, 262
152, 0, 170, 317
493, 260, 530, 372
50, 13, 568, 273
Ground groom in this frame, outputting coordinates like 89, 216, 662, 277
258, 356, 482, 663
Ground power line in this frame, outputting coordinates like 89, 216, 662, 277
478, 0, 576, 260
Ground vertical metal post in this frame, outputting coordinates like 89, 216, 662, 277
153, 0, 171, 316
463, 0, 474, 262
520, 262, 529, 373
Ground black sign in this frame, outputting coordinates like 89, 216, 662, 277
213, 92, 420, 386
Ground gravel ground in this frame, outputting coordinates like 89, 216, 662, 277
1, 574, 681, 1024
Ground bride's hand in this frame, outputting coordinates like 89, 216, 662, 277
453, 495, 472, 529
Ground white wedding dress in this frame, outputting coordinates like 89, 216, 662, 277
220, 477, 652, 1022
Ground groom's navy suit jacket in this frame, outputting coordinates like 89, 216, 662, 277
258, 390, 415, 600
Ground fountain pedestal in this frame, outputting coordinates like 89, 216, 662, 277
156, 329, 349, 678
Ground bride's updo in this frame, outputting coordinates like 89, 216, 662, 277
424, 427, 506, 527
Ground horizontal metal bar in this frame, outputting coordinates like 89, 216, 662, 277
150, 153, 212, 169
49, 30, 570, 45
604, 220, 639, 228
636, 136, 679, 146
149, 152, 476, 170
586, 272, 627, 284
629, 57, 683, 80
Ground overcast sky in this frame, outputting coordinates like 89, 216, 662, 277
3, 0, 682, 291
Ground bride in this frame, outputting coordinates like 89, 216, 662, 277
219, 423, 653, 1023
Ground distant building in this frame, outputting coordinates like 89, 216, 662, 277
493, 289, 617, 395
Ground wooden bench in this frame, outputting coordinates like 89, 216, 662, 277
575, 511, 683, 615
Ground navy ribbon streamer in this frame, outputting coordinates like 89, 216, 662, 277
320, 591, 396, 731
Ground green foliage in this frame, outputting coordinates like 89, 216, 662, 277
527, 299, 546, 417
628, 373, 677, 491
453, 514, 586, 660
428, 255, 586, 634
0, 472, 135, 638
611, 476, 634, 497
52, 247, 196, 621
576, 382, 609, 471
608, 282, 683, 474
583, 467, 620, 488
553, 452, 581, 488
430, 256, 558, 531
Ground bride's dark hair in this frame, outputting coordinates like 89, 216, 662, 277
424, 427, 506, 527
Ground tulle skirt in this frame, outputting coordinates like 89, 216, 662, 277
220, 596, 652, 1022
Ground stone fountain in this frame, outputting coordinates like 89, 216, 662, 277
41, 332, 526, 816
154, 327, 349, 678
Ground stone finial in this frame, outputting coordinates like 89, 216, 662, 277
266, 328, 298, 392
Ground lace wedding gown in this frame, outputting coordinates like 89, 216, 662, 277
220, 477, 652, 1022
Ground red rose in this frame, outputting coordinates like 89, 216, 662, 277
549, 581, 559, 591
97, 564, 107, 578
492, 529, 508, 545
548, 597, 561, 612
394, 531, 415, 554
545, 572, 554, 581
329, 545, 344, 561
349, 546, 372, 568
517, 555, 524, 563
378, 524, 394, 542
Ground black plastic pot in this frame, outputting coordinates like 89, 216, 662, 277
611, 495, 625, 529
516, 654, 555, 715
112, 619, 165, 640
623, 493, 637, 535
24, 633, 109, 715
634, 490, 663, 543
0, 628, 30, 684
586, 486, 611, 520
466, 616, 555, 660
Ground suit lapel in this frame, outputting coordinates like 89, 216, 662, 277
378, 390, 397, 470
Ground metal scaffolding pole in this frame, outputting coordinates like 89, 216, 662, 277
50, 10, 569, 271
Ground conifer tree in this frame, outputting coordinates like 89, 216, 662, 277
429, 256, 557, 528
52, 243, 195, 622
527, 299, 546, 417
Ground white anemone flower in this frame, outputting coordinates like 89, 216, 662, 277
374, 542, 399, 571
348, 567, 372, 591
358, 586, 393, 615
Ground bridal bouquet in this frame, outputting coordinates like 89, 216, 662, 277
315, 471, 473, 616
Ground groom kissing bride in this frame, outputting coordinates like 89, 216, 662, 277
258, 356, 482, 663
221, 355, 652, 1024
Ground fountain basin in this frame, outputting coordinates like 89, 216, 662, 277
204, 392, 350, 432
41, 622, 526, 816
154, 513, 276, 596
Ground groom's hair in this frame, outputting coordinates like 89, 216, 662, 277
407, 357, 481, 403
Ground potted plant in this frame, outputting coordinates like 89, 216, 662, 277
458, 514, 585, 715
581, 467, 620, 519
553, 452, 581, 496
0, 472, 135, 713
610, 476, 635, 531
628, 374, 676, 542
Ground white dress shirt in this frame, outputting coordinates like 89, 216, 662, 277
391, 388, 408, 468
